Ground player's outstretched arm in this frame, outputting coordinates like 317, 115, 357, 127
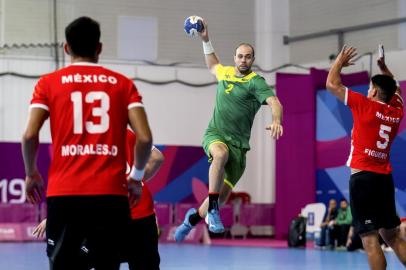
21, 108, 48, 204
326, 45, 357, 102
265, 96, 283, 140
199, 19, 220, 75
377, 53, 402, 95
143, 147, 164, 181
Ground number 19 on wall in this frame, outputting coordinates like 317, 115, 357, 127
0, 178, 26, 203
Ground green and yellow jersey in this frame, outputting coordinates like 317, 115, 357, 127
205, 64, 275, 150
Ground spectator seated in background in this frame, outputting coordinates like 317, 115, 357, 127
316, 199, 337, 248
331, 199, 352, 249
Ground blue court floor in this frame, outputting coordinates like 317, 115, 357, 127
0, 242, 403, 270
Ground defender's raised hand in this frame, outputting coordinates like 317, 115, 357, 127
336, 45, 357, 67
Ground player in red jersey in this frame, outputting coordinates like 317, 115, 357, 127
21, 17, 152, 270
125, 128, 162, 270
33, 128, 163, 270
326, 45, 406, 269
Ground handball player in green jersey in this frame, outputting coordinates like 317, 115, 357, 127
175, 18, 283, 241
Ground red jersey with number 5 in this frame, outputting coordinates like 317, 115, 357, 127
345, 88, 404, 174
125, 128, 155, 219
30, 62, 143, 197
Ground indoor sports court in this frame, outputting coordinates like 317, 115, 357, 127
0, 242, 404, 269
1, 1, 406, 270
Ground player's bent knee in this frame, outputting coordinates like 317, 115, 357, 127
211, 149, 229, 163
362, 237, 381, 253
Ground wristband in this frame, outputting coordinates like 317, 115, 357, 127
392, 77, 400, 88
129, 166, 144, 181
396, 80, 400, 88
203, 40, 215, 55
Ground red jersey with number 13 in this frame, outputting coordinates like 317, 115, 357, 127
30, 63, 143, 197
345, 88, 404, 174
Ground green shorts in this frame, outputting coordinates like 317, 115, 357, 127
202, 131, 248, 188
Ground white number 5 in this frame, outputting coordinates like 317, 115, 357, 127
376, 124, 391, 150
71, 91, 110, 134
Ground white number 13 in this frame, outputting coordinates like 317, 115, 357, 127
377, 124, 392, 150
71, 91, 110, 134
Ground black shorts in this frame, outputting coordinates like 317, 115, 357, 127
125, 214, 160, 270
350, 171, 400, 235
46, 195, 131, 270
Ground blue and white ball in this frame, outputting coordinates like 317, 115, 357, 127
184, 15, 203, 37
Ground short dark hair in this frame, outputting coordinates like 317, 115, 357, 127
371, 74, 397, 103
65, 17, 100, 58
235, 43, 255, 57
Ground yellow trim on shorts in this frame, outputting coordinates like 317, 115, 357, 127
208, 140, 229, 151
207, 140, 229, 162
224, 179, 234, 188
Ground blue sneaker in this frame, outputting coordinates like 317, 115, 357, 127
207, 208, 225, 233
174, 208, 196, 242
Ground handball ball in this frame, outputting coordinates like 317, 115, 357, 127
184, 15, 204, 37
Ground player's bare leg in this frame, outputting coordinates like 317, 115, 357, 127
203, 143, 228, 233
174, 144, 229, 241
361, 232, 387, 270
379, 227, 406, 266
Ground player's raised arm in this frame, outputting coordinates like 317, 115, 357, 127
326, 45, 358, 102
377, 47, 402, 96
199, 19, 220, 75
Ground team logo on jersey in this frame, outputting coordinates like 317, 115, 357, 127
81, 246, 89, 253
364, 219, 372, 225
